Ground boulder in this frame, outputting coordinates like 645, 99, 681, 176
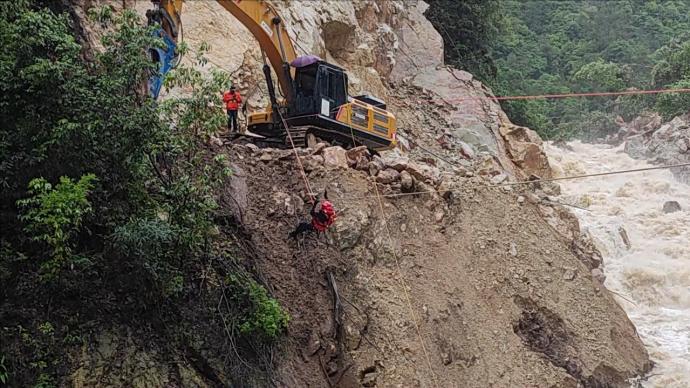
301, 155, 324, 172
476, 155, 504, 177
209, 135, 223, 147
662, 201, 682, 214
397, 135, 411, 151
563, 269, 576, 281
624, 116, 690, 183
346, 145, 370, 160
406, 161, 440, 184
509, 242, 518, 257
541, 181, 562, 196
382, 153, 410, 172
436, 180, 453, 200
346, 145, 370, 169
592, 268, 606, 284
311, 142, 328, 155
333, 209, 370, 250
434, 210, 445, 222
245, 143, 260, 153
618, 226, 631, 249
490, 173, 508, 185
361, 371, 379, 387
376, 168, 401, 184
367, 156, 386, 177
322, 146, 348, 168
499, 123, 553, 179
400, 170, 414, 192
283, 194, 304, 216
571, 232, 603, 269
458, 141, 475, 159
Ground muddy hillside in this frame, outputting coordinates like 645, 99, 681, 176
214, 141, 650, 386
59, 0, 653, 386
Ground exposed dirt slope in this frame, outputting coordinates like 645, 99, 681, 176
225, 144, 651, 387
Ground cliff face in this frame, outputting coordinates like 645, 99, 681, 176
126, 0, 549, 179
54, 1, 651, 386
624, 115, 690, 184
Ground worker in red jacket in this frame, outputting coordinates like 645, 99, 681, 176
223, 85, 242, 132
289, 190, 337, 240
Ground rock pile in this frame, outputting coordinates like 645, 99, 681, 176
289, 143, 466, 203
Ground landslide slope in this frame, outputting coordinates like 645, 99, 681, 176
224, 144, 651, 387
55, 1, 652, 386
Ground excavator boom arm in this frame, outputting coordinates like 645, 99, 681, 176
153, 0, 298, 99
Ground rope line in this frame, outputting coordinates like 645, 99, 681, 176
371, 181, 440, 387
343, 77, 359, 148
275, 109, 315, 201
277, 108, 438, 386
428, 87, 690, 104
336, 162, 690, 202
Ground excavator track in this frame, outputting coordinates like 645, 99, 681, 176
225, 126, 310, 149
283, 126, 309, 148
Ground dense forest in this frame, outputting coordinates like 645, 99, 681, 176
426, 0, 690, 139
0, 2, 286, 385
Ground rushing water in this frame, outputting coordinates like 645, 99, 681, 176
545, 141, 690, 387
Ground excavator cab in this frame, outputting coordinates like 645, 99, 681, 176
292, 61, 348, 119
257, 57, 397, 150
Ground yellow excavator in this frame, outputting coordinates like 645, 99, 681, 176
146, 0, 397, 151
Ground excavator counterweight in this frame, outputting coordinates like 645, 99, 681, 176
147, 0, 397, 151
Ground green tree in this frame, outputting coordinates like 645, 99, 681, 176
573, 60, 627, 92
17, 174, 96, 280
1, 3, 287, 385
424, 0, 502, 81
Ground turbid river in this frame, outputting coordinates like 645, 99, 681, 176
545, 141, 690, 387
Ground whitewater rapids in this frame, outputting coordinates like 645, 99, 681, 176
545, 141, 690, 387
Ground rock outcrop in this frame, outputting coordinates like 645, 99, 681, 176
625, 115, 690, 183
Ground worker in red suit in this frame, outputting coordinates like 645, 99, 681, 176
223, 84, 242, 132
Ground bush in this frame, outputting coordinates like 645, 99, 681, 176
226, 274, 289, 342
17, 174, 96, 280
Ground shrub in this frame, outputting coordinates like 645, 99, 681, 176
226, 275, 289, 342
17, 174, 96, 280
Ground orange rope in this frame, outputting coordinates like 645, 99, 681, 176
275, 109, 315, 201
427, 87, 690, 104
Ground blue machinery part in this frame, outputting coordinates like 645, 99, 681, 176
148, 29, 177, 99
